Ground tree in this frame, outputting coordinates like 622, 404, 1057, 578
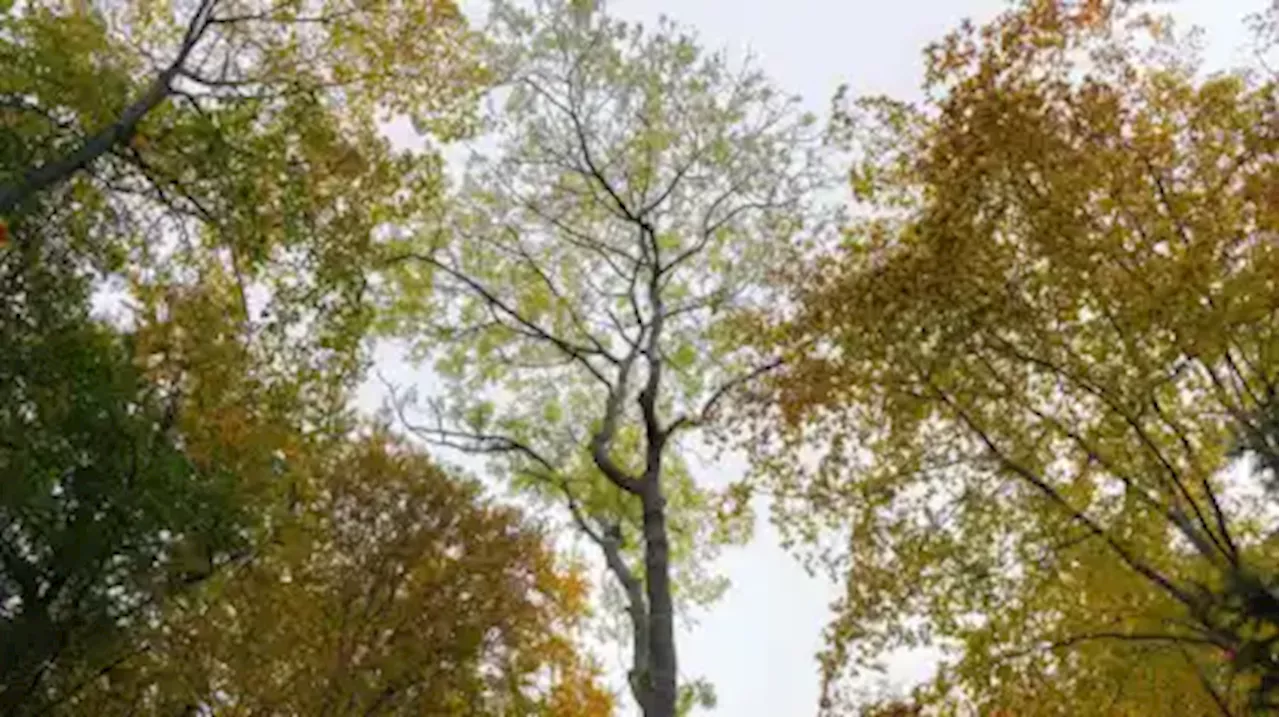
0, 246, 383, 713
2, 0, 489, 450
1, 0, 482, 218
2, 0, 485, 409
61, 433, 613, 716
746, 0, 1277, 713
0, 252, 247, 713
379, 1, 828, 713
1, 1, 487, 706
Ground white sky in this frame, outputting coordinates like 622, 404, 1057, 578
360, 1, 1262, 714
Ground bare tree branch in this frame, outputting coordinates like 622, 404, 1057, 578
545, 473, 651, 711
666, 357, 783, 435
997, 631, 1224, 663
1178, 644, 1234, 717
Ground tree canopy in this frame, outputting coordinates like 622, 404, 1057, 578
64, 433, 613, 716
0, 258, 246, 713
747, 0, 1278, 713
379, 1, 827, 713
2, 0, 1276, 714
0, 0, 571, 712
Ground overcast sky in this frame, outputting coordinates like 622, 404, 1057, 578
360, 0, 1262, 713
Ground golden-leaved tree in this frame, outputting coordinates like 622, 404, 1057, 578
746, 1, 1278, 714
63, 433, 613, 716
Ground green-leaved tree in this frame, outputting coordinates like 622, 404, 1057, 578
380, 1, 831, 713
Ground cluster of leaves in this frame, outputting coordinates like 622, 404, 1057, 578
1, 0, 485, 383
0, 247, 246, 713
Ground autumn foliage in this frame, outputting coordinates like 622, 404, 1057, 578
68, 434, 612, 715
752, 0, 1278, 713
2, 0, 1277, 715
0, 0, 615, 713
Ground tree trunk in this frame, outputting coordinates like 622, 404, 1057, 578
641, 482, 677, 717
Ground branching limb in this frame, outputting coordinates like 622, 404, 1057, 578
385, 251, 616, 385
384, 382, 563, 478
1178, 644, 1234, 717
996, 631, 1225, 663
928, 377, 1198, 612
666, 357, 783, 436
383, 373, 651, 694
637, 232, 667, 483
546, 473, 651, 711
589, 347, 645, 495
0, 0, 221, 216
